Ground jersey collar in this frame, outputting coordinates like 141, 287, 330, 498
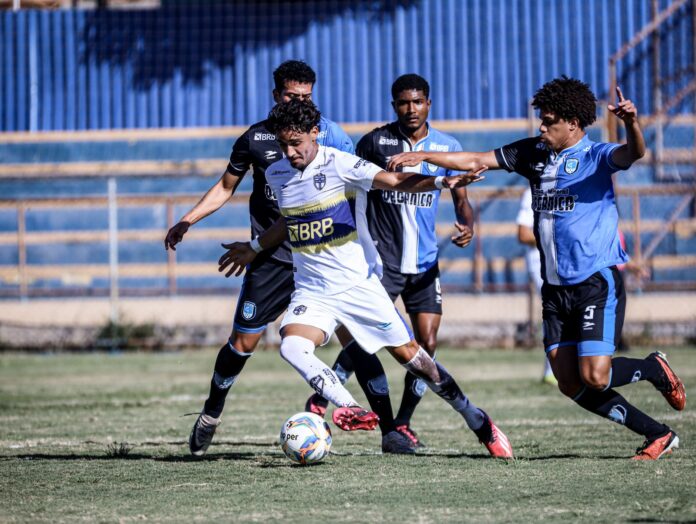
396, 121, 430, 150
555, 134, 590, 158
300, 144, 326, 176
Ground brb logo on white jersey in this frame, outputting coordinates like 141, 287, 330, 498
288, 218, 335, 242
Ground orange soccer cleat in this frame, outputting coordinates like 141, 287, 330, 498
479, 415, 514, 459
648, 352, 686, 411
632, 431, 679, 460
332, 406, 379, 431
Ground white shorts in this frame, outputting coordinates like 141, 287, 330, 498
280, 273, 413, 353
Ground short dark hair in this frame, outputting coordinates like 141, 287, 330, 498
273, 60, 316, 92
532, 76, 597, 129
391, 73, 430, 100
266, 99, 321, 135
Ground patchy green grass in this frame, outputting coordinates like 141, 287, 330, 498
1, 347, 694, 523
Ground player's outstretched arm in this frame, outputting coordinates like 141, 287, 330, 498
218, 217, 288, 277
164, 170, 243, 251
451, 187, 475, 248
387, 150, 499, 172
608, 86, 646, 168
372, 166, 487, 192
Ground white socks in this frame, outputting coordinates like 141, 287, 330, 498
280, 335, 358, 408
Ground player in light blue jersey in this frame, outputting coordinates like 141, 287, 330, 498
388, 77, 686, 460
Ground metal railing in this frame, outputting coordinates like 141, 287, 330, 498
1, 185, 695, 301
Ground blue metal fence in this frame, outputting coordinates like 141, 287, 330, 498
1, 0, 693, 131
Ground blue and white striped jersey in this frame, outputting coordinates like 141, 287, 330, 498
495, 135, 629, 286
357, 122, 462, 274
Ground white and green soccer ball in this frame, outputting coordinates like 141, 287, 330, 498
280, 412, 332, 465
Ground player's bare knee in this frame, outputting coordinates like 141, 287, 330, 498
581, 368, 609, 391
419, 334, 437, 356
229, 332, 261, 353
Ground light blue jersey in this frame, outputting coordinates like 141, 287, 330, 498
359, 122, 462, 274
495, 135, 629, 285
318, 116, 355, 155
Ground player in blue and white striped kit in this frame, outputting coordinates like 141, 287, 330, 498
389, 77, 686, 460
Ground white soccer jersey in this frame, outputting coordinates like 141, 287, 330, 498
265, 145, 384, 295
516, 188, 543, 292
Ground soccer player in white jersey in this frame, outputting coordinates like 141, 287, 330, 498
388, 77, 685, 460
220, 99, 514, 458
164, 60, 411, 456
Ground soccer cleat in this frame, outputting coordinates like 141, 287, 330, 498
632, 430, 679, 460
304, 392, 329, 418
381, 430, 417, 454
332, 406, 379, 431
396, 424, 425, 449
648, 352, 686, 411
188, 413, 221, 457
477, 414, 514, 459
542, 373, 558, 386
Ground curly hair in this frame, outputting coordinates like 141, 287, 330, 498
391, 73, 430, 99
532, 76, 597, 129
273, 60, 316, 91
266, 98, 321, 135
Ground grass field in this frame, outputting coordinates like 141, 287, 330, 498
1, 346, 695, 523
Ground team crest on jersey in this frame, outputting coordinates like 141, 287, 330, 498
313, 173, 326, 190
426, 162, 438, 173
565, 158, 579, 174
293, 305, 307, 315
242, 301, 256, 320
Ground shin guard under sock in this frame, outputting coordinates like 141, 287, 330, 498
203, 342, 252, 418
609, 356, 662, 389
403, 348, 485, 432
280, 336, 357, 408
573, 386, 668, 439
346, 341, 395, 434
395, 372, 427, 427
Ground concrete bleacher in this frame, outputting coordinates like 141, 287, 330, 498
0, 120, 695, 297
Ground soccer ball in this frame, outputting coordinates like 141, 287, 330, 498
279, 412, 332, 465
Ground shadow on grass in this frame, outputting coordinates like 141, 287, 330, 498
627, 520, 696, 523
10, 451, 283, 463
522, 453, 627, 460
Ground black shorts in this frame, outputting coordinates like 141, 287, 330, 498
233, 257, 295, 333
380, 263, 442, 315
542, 266, 626, 357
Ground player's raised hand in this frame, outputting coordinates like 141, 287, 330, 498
607, 86, 638, 124
387, 151, 427, 171
218, 241, 257, 277
451, 222, 474, 248
164, 221, 190, 251
443, 166, 487, 188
